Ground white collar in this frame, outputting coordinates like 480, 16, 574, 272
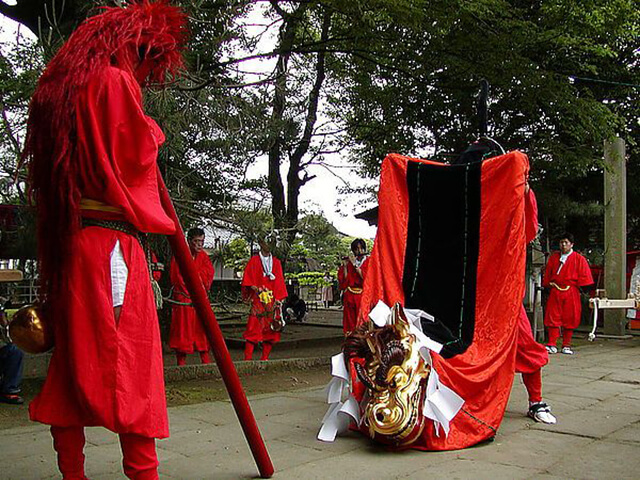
560, 250, 573, 262
354, 255, 368, 268
259, 252, 276, 280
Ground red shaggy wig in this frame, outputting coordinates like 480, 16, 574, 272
23, 1, 187, 301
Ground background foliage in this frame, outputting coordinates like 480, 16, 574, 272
0, 0, 637, 270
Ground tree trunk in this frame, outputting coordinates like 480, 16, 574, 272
267, 4, 331, 255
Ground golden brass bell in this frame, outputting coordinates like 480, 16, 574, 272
8, 305, 54, 354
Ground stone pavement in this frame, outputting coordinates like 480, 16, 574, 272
3, 338, 640, 479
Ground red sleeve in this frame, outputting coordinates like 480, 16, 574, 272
198, 252, 215, 290
360, 257, 370, 281
542, 253, 556, 287
76, 67, 175, 235
241, 256, 259, 302
170, 257, 184, 290
338, 265, 348, 290
243, 256, 268, 288
524, 189, 539, 244
577, 254, 595, 287
272, 258, 288, 301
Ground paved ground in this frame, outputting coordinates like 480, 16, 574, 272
3, 338, 640, 479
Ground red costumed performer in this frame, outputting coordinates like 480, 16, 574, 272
169, 227, 215, 365
353, 151, 534, 450
543, 233, 594, 354
242, 239, 287, 361
338, 238, 369, 334
515, 187, 555, 424
23, 2, 187, 478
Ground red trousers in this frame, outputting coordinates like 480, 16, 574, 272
522, 370, 542, 403
51, 426, 158, 479
544, 287, 582, 329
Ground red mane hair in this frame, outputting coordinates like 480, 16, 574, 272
23, 1, 187, 301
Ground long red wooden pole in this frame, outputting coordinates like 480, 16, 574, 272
157, 169, 274, 479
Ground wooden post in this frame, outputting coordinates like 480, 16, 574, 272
604, 137, 627, 336
531, 239, 546, 342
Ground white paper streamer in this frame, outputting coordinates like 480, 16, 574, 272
421, 352, 464, 436
331, 353, 349, 381
369, 300, 392, 327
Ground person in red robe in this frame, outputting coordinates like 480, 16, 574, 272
543, 233, 594, 355
23, 3, 187, 479
169, 227, 215, 365
517, 185, 555, 424
241, 239, 287, 361
338, 238, 369, 334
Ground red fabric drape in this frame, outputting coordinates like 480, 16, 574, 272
76, 67, 175, 235
356, 151, 530, 450
515, 189, 548, 373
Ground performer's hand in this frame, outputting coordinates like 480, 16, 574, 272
341, 256, 349, 267
348, 253, 356, 265
525, 181, 530, 194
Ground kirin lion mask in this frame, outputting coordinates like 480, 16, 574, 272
343, 303, 431, 445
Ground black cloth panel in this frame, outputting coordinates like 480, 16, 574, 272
402, 161, 482, 358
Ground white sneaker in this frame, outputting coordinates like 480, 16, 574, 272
561, 347, 574, 355
545, 345, 558, 354
528, 402, 557, 424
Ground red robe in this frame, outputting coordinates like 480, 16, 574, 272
338, 259, 369, 334
241, 255, 287, 343
169, 251, 215, 353
515, 190, 548, 374
543, 250, 594, 329
29, 66, 173, 438
357, 151, 530, 450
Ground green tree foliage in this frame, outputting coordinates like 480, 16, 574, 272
0, 27, 43, 203
326, 0, 639, 250
296, 213, 340, 264
1, 0, 637, 257
216, 236, 249, 271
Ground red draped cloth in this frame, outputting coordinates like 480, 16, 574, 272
169, 250, 215, 353
543, 251, 593, 329
241, 255, 288, 343
515, 189, 548, 374
29, 67, 173, 439
357, 152, 530, 450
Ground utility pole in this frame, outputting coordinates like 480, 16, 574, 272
603, 137, 627, 336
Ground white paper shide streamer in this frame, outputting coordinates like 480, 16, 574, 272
317, 353, 361, 442
318, 301, 464, 443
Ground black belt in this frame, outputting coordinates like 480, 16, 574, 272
81, 216, 150, 270
81, 217, 141, 239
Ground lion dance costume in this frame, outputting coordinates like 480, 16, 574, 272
320, 152, 533, 450
23, 2, 187, 478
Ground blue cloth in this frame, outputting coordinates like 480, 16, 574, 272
0, 344, 23, 394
